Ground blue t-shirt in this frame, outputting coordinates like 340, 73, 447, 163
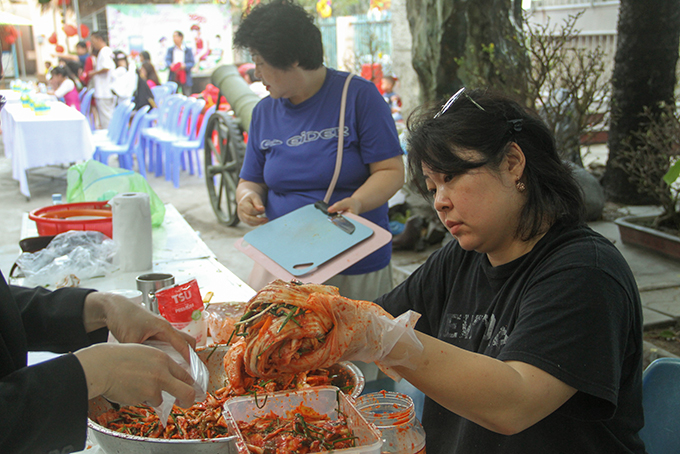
240, 68, 403, 275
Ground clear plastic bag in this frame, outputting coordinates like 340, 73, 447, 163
15, 230, 117, 288
337, 309, 424, 381
144, 340, 209, 426
204, 302, 247, 344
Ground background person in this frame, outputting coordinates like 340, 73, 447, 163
233, 0, 404, 302
369, 89, 645, 453
0, 272, 197, 453
48, 65, 80, 110
111, 50, 138, 105
166, 30, 195, 95
139, 50, 152, 66
88, 31, 117, 128
381, 75, 402, 121
55, 40, 90, 68
140, 61, 161, 88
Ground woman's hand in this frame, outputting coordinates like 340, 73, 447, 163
83, 292, 196, 363
236, 179, 269, 226
74, 343, 196, 407
327, 197, 362, 215
329, 156, 404, 215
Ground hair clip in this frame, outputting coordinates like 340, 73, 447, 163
508, 119, 523, 133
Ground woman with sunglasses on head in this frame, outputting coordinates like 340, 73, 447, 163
370, 89, 645, 453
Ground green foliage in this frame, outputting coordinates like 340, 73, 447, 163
618, 102, 680, 230
522, 11, 610, 164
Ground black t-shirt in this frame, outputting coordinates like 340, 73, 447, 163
376, 222, 646, 454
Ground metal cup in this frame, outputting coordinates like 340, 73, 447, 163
135, 273, 175, 314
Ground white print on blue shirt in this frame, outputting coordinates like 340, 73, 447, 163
260, 126, 350, 149
443, 313, 509, 348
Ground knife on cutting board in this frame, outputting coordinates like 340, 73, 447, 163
314, 201, 356, 235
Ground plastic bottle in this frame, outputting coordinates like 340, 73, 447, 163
354, 391, 426, 454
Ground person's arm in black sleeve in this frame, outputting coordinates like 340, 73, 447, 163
0, 276, 98, 453
12, 284, 106, 352
0, 353, 91, 453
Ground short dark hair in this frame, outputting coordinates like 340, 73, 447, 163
233, 0, 323, 70
174, 30, 184, 39
91, 31, 108, 44
406, 89, 585, 241
76, 40, 87, 49
140, 50, 151, 62
51, 66, 68, 78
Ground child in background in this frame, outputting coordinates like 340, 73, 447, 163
381, 75, 402, 121
48, 65, 80, 110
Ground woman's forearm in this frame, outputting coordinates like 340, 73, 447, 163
390, 332, 576, 435
330, 155, 404, 215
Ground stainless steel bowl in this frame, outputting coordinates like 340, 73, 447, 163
88, 345, 364, 453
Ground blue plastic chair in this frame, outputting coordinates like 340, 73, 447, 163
145, 96, 195, 177
156, 98, 201, 178
151, 85, 170, 107
91, 101, 134, 148
141, 94, 186, 175
166, 104, 215, 188
163, 81, 178, 94
80, 88, 96, 130
93, 105, 151, 176
78, 87, 88, 102
639, 357, 680, 454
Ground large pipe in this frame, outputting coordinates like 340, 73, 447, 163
211, 64, 262, 133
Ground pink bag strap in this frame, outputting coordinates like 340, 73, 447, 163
323, 73, 354, 204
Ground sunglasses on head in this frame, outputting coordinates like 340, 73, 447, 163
433, 87, 486, 119
433, 88, 524, 134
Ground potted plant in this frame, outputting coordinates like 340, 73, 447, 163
614, 101, 680, 260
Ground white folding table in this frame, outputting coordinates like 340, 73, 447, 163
1, 102, 94, 199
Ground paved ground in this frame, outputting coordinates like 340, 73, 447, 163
1, 141, 679, 362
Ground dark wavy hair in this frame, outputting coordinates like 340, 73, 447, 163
233, 0, 323, 70
141, 62, 160, 86
407, 89, 585, 241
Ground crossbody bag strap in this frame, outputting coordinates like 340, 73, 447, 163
323, 73, 354, 204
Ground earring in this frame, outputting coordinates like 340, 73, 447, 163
516, 180, 526, 192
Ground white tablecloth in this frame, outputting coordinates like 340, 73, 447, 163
0, 89, 23, 104
1, 102, 94, 198
19, 204, 255, 304
17, 203, 255, 453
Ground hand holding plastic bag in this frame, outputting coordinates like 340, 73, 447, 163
144, 341, 209, 426
225, 280, 423, 386
331, 302, 424, 381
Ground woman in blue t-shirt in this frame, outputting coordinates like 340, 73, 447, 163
233, 0, 404, 301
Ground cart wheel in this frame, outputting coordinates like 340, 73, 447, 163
204, 111, 246, 226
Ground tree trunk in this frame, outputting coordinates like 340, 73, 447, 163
406, 0, 528, 104
602, 0, 680, 204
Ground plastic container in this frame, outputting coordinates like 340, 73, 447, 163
354, 391, 426, 454
29, 201, 113, 238
224, 386, 382, 454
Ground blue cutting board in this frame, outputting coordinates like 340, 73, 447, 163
243, 204, 374, 276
